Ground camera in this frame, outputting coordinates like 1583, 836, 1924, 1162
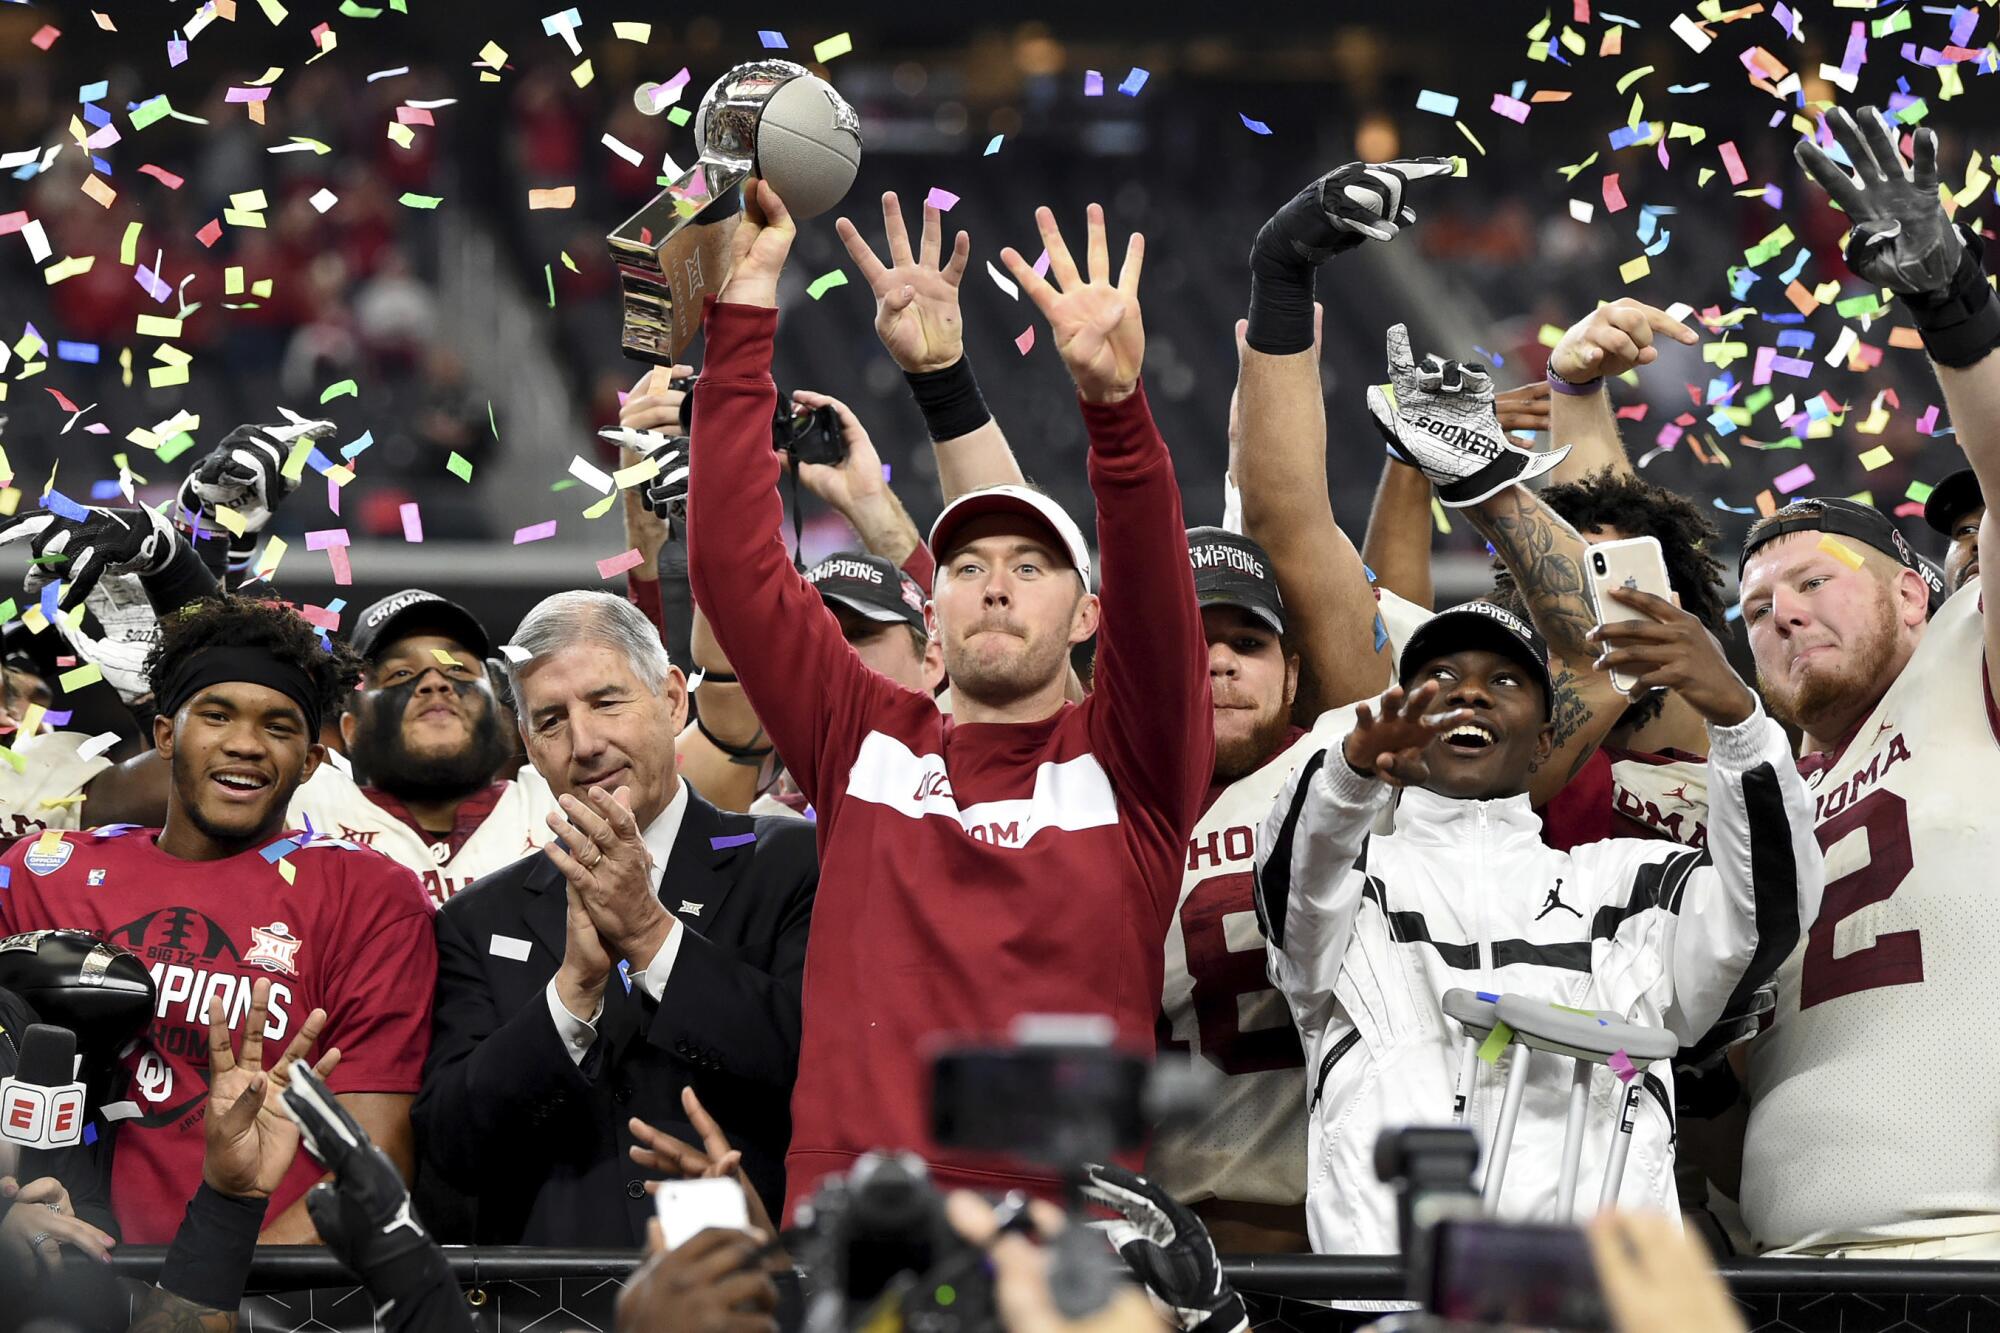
1591, 551, 1607, 575
791, 1020, 1192, 1333
1372, 1127, 1607, 1332
668, 375, 850, 467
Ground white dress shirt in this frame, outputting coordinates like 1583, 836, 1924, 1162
545, 779, 690, 1063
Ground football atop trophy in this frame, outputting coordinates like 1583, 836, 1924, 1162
609, 59, 863, 363
694, 59, 862, 220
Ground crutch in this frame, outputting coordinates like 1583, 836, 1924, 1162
1440, 988, 1529, 1210
1494, 995, 1678, 1219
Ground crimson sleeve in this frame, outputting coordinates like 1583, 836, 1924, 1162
318, 858, 436, 1094
900, 541, 936, 598
684, 300, 897, 811
626, 570, 666, 637
1078, 384, 1213, 853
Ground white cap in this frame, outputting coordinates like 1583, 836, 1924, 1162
928, 485, 1093, 587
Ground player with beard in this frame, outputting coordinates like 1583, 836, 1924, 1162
1151, 527, 1323, 1253
0, 595, 435, 1244
288, 590, 552, 908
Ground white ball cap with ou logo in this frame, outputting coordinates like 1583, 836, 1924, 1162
928, 485, 1093, 588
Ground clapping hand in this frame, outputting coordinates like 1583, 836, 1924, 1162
1341, 680, 1475, 786
203, 979, 338, 1201
836, 191, 971, 374
1001, 204, 1145, 404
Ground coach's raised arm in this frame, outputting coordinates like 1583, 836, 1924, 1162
685, 180, 1209, 1217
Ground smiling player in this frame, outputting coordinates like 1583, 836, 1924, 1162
0, 595, 436, 1243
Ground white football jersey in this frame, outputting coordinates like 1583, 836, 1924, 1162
1743, 576, 2000, 1250
1149, 596, 1429, 1206
0, 731, 112, 839
288, 754, 558, 907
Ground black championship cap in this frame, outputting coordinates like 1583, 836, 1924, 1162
1923, 468, 1985, 535
1187, 527, 1285, 635
806, 553, 927, 633
1397, 601, 1554, 718
1739, 496, 1946, 602
349, 589, 493, 663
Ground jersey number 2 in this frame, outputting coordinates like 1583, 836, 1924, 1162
1168, 871, 1304, 1075
1801, 788, 1920, 1010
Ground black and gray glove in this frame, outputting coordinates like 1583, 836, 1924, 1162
1364, 324, 1569, 508
175, 417, 336, 573
280, 1064, 459, 1326
0, 504, 182, 609
1079, 1163, 1248, 1333
597, 426, 691, 531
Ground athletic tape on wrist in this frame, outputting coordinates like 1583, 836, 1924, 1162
1904, 229, 2000, 369
905, 357, 991, 442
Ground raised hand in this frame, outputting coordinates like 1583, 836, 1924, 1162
0, 504, 181, 609
1549, 298, 1700, 384
1796, 106, 1960, 296
1366, 325, 1569, 507
203, 979, 339, 1200
717, 180, 796, 310
1340, 680, 1473, 786
1587, 587, 1757, 725
1495, 380, 1552, 435
785, 391, 887, 513
835, 191, 971, 373
628, 1086, 780, 1249
1001, 204, 1144, 404
176, 418, 335, 537
1255, 157, 1456, 268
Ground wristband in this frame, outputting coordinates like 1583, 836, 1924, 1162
905, 357, 992, 442
1901, 227, 2000, 369
1545, 362, 1603, 396
159, 1183, 269, 1311
144, 535, 224, 615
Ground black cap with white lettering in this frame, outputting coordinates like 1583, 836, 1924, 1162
349, 589, 492, 663
1398, 600, 1554, 719
806, 552, 927, 633
1187, 527, 1285, 635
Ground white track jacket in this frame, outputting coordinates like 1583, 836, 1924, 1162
1254, 704, 1822, 1255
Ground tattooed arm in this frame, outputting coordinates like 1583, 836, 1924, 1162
1465, 484, 1629, 807
128, 1286, 239, 1332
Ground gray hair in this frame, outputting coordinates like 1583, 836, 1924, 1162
504, 589, 673, 703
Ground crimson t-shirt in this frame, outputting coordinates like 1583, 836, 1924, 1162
0, 827, 437, 1242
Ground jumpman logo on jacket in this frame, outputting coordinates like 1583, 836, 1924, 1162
1536, 877, 1582, 921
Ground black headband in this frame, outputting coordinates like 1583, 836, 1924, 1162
159, 647, 324, 739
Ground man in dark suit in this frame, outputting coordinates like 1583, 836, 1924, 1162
414, 591, 816, 1245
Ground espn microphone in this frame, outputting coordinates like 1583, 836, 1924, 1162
0, 1024, 86, 1148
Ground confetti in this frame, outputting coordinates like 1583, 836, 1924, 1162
1773, 463, 1816, 494
1619, 255, 1651, 283
983, 134, 1004, 156
1477, 1021, 1514, 1064
514, 520, 558, 543
1416, 90, 1460, 116
1239, 113, 1273, 135
529, 186, 576, 209
400, 502, 423, 542
1818, 535, 1865, 568
806, 270, 848, 300
30, 26, 59, 51
1118, 68, 1149, 96
1608, 1049, 1638, 1083
58, 663, 104, 692
812, 32, 853, 62
1015, 326, 1036, 355
1084, 70, 1104, 97
924, 187, 960, 212
398, 192, 444, 210
446, 452, 474, 482
613, 21, 650, 41
320, 379, 358, 403
597, 548, 646, 578
758, 30, 786, 48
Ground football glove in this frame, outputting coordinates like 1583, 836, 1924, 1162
1365, 324, 1568, 508
1253, 157, 1456, 270
0, 504, 181, 610
597, 426, 691, 533
1795, 107, 1961, 297
1079, 1163, 1248, 1333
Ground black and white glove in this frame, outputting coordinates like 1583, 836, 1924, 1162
1254, 158, 1455, 270
280, 1064, 462, 1327
0, 504, 181, 609
1079, 1164, 1248, 1333
176, 417, 335, 572
1364, 324, 1569, 508
597, 426, 691, 531
40, 572, 159, 705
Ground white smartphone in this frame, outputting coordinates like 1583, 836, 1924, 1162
1584, 535, 1674, 695
652, 1176, 753, 1251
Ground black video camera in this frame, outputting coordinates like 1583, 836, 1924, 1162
669, 375, 849, 467
791, 1027, 1165, 1333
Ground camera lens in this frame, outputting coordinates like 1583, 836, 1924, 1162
1592, 552, 1607, 574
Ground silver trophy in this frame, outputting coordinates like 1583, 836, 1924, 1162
608, 60, 861, 364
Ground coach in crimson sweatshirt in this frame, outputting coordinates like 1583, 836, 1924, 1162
687, 185, 1211, 1216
